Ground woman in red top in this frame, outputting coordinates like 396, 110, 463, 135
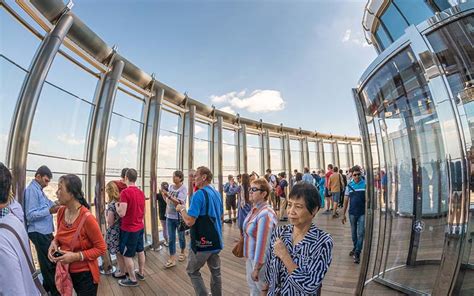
47, 175, 106, 296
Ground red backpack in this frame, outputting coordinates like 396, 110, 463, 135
275, 184, 284, 197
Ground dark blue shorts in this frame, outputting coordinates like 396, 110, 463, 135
119, 229, 144, 258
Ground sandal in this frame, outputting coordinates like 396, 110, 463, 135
165, 260, 176, 268
178, 254, 186, 262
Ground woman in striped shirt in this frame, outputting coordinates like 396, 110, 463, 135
243, 178, 277, 296
263, 183, 333, 295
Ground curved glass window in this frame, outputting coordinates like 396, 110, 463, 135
222, 128, 237, 177
247, 133, 262, 175
157, 110, 181, 184
375, 25, 393, 51
290, 139, 302, 173
338, 143, 350, 171
269, 137, 284, 173
393, 0, 434, 26
194, 121, 210, 169
323, 142, 334, 169
308, 141, 319, 171
352, 144, 363, 167
380, 4, 408, 42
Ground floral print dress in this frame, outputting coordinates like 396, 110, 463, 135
106, 202, 121, 255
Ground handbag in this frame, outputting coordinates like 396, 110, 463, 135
178, 212, 190, 232
232, 236, 244, 258
55, 211, 91, 296
190, 189, 222, 253
0, 223, 48, 296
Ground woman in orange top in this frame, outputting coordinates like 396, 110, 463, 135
47, 174, 106, 295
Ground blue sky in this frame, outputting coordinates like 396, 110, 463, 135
70, 0, 377, 137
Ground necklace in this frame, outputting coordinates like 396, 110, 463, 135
64, 205, 82, 228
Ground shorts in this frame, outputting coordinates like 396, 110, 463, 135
226, 194, 237, 210
119, 228, 144, 257
331, 192, 341, 203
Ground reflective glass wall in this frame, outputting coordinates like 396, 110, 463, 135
355, 3, 474, 295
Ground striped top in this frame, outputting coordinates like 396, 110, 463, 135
243, 202, 277, 264
264, 223, 333, 295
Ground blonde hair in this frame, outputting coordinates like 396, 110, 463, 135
251, 178, 271, 201
106, 181, 120, 203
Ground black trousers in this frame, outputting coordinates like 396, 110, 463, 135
29, 232, 59, 296
71, 271, 98, 296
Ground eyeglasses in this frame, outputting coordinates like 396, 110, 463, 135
248, 187, 265, 193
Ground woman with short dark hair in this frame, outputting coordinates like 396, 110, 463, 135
262, 183, 333, 295
48, 174, 106, 296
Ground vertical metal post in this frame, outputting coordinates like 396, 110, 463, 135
7, 13, 74, 205
262, 129, 271, 172
334, 141, 340, 168
86, 59, 124, 273
213, 116, 224, 196
238, 124, 248, 174
320, 140, 326, 170
283, 134, 292, 185
141, 84, 163, 250
348, 142, 354, 168
182, 105, 196, 195
302, 137, 309, 170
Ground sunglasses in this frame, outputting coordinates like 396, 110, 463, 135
353, 173, 361, 177
249, 187, 265, 193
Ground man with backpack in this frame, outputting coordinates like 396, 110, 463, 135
341, 166, 366, 264
176, 166, 223, 296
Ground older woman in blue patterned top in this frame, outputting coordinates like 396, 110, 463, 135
262, 183, 333, 296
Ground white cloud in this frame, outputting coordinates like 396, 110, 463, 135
219, 106, 236, 115
124, 133, 139, 146
210, 89, 285, 114
194, 124, 204, 134
342, 28, 370, 47
108, 137, 118, 149
57, 134, 84, 146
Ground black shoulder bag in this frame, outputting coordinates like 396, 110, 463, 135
0, 223, 48, 295
190, 189, 222, 253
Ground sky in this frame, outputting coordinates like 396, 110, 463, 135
69, 0, 377, 137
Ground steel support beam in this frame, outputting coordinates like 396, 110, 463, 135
334, 141, 340, 168
213, 116, 224, 196
238, 124, 248, 174
86, 59, 124, 273
262, 129, 271, 172
283, 134, 291, 186
319, 140, 325, 171
7, 12, 73, 206
348, 142, 354, 168
141, 84, 164, 250
302, 137, 309, 170
182, 105, 196, 194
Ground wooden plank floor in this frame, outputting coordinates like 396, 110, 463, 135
97, 210, 399, 295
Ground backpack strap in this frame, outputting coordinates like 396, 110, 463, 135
0, 223, 48, 295
71, 211, 91, 252
201, 188, 210, 215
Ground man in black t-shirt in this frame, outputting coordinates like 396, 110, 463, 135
157, 182, 169, 246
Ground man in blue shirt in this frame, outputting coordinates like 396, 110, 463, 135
24, 166, 59, 295
177, 166, 223, 296
341, 166, 366, 264
302, 167, 315, 186
223, 174, 239, 224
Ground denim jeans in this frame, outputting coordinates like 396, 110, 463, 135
167, 218, 186, 256
349, 214, 365, 255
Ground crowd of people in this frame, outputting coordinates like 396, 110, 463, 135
0, 160, 366, 295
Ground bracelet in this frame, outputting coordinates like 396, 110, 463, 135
79, 251, 84, 261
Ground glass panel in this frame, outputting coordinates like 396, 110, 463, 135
323, 142, 334, 169
375, 25, 393, 51
393, 0, 434, 26
308, 141, 318, 171
194, 121, 210, 169
0, 9, 40, 69
29, 83, 93, 161
106, 114, 143, 179
290, 139, 302, 173
223, 129, 237, 176
0, 56, 27, 163
427, 15, 474, 294
113, 88, 144, 122
338, 143, 350, 171
353, 144, 363, 167
269, 137, 283, 172
247, 133, 262, 175
380, 4, 408, 42
157, 110, 181, 184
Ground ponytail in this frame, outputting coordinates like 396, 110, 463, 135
59, 174, 90, 209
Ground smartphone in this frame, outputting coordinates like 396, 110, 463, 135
52, 251, 63, 258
